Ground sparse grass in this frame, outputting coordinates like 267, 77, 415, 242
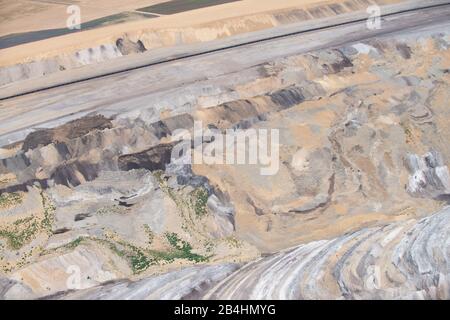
108, 232, 208, 273
64, 237, 85, 250
95, 205, 121, 216
0, 192, 23, 209
165, 232, 191, 251
107, 232, 208, 273
0, 177, 217, 275
114, 240, 157, 274
50, 172, 212, 274
204, 239, 215, 253
0, 219, 39, 250
59, 233, 207, 275
40, 190, 55, 233
0, 190, 54, 251
191, 187, 209, 217
153, 170, 164, 184
130, 251, 153, 273
164, 232, 208, 263
13, 216, 33, 226
143, 224, 154, 245
154, 171, 180, 204
224, 236, 242, 249
153, 171, 210, 240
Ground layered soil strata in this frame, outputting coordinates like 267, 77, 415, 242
0, 18, 449, 299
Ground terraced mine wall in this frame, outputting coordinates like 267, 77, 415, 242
0, 0, 441, 87
0, 21, 449, 299
0, 82, 314, 194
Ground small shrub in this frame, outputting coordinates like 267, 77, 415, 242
192, 188, 209, 217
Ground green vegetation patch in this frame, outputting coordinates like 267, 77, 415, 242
45, 231, 210, 274
40, 190, 56, 233
130, 250, 155, 274
191, 187, 209, 217
154, 171, 210, 219
64, 237, 85, 250
112, 232, 208, 274
224, 236, 242, 249
0, 192, 23, 208
0, 219, 39, 250
42, 174, 211, 274
143, 224, 154, 245
114, 241, 157, 274
164, 232, 208, 263
0, 191, 54, 250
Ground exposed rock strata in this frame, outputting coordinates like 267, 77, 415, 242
0, 0, 405, 86
203, 207, 450, 300
405, 151, 450, 199
0, 23, 449, 299
39, 207, 450, 300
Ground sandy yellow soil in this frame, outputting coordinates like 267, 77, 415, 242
0, 0, 404, 67
0, 0, 167, 36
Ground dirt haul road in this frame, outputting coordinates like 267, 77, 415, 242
0, 3, 449, 147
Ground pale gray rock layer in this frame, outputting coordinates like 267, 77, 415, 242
48, 264, 240, 300
406, 151, 450, 199
204, 207, 450, 300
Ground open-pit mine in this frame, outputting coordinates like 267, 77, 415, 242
0, 0, 449, 300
